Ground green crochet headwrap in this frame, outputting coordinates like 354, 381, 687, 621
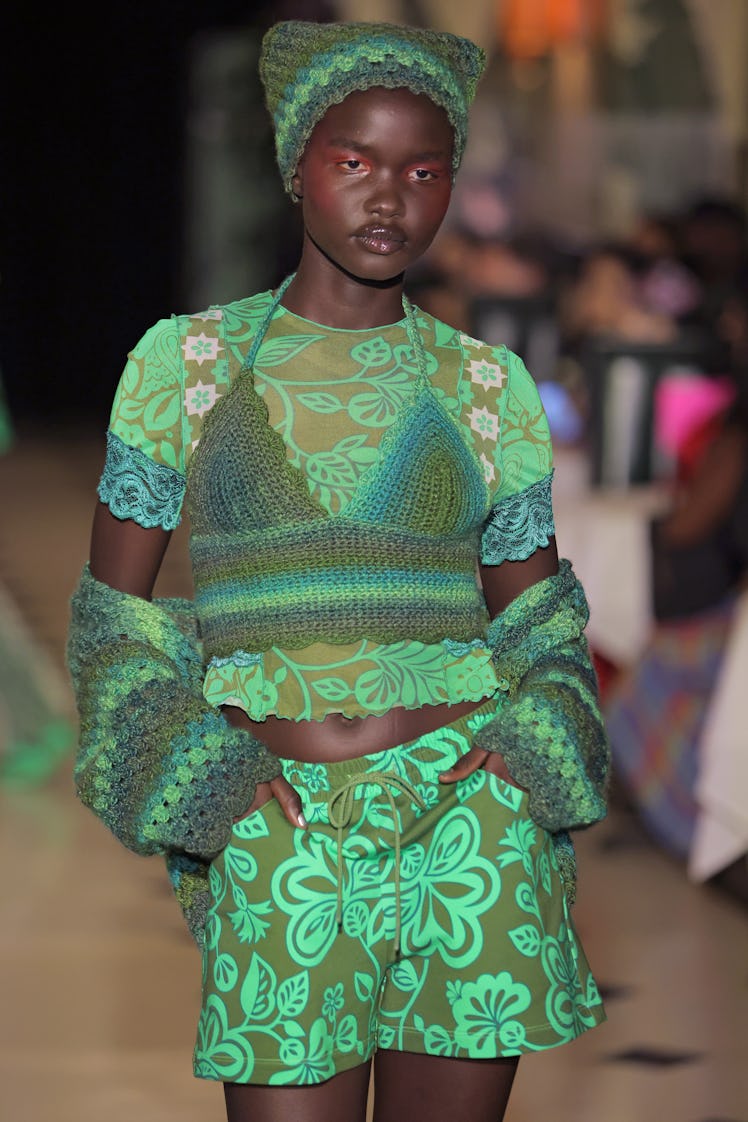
259, 20, 486, 195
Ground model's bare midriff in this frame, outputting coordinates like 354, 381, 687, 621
222, 696, 488, 763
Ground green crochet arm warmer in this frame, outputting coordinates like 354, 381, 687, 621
66, 564, 282, 862
476, 558, 610, 834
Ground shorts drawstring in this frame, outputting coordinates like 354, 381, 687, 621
325, 771, 427, 957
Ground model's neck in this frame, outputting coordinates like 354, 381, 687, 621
280, 252, 406, 330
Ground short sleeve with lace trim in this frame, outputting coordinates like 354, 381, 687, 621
98, 318, 187, 530
97, 292, 280, 530
464, 342, 554, 565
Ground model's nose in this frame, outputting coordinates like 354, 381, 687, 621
366, 174, 403, 217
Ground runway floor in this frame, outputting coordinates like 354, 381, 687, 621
1, 426, 746, 1122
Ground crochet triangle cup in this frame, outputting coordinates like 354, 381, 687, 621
185, 277, 492, 657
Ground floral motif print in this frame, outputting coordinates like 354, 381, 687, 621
468, 404, 500, 441
184, 332, 223, 366
194, 714, 605, 1084
469, 358, 506, 390
202, 637, 501, 722
186, 380, 218, 417
107, 290, 551, 518
450, 971, 532, 1055
105, 293, 553, 728
392, 807, 501, 965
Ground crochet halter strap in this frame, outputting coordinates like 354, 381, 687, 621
243, 273, 431, 389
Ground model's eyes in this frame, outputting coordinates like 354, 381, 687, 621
333, 159, 444, 181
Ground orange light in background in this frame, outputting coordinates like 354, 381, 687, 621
500, 0, 606, 59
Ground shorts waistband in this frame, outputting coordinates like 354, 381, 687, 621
277, 694, 501, 958
278, 694, 500, 790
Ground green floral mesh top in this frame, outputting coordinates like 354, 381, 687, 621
99, 289, 554, 721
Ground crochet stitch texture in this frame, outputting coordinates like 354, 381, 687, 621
475, 559, 610, 836
66, 566, 283, 944
186, 354, 493, 658
259, 20, 486, 193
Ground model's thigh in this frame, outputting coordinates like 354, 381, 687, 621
372, 1050, 518, 1122
223, 1061, 372, 1122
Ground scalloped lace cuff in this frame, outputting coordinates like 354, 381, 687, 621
480, 471, 555, 565
97, 431, 185, 530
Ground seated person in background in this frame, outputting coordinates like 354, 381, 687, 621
678, 196, 748, 318
603, 289, 748, 862
560, 242, 678, 348
412, 226, 550, 333
674, 197, 748, 359
628, 211, 702, 324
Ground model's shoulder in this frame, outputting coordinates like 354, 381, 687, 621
175, 289, 275, 327
416, 307, 510, 364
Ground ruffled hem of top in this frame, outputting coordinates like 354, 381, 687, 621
202, 637, 502, 723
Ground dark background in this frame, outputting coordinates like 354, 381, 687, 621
1, 2, 336, 431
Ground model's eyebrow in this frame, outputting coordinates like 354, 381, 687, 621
325, 136, 450, 160
325, 136, 372, 152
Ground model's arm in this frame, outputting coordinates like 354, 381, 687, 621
85, 500, 305, 831
89, 501, 171, 598
88, 495, 307, 830
441, 537, 609, 839
479, 538, 560, 616
439, 540, 560, 787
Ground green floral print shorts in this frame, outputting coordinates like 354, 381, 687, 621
194, 699, 606, 1085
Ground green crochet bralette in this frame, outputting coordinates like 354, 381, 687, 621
186, 278, 494, 661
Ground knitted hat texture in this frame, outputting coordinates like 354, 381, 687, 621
259, 20, 486, 195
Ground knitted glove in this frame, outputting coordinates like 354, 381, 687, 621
66, 564, 282, 862
476, 559, 610, 834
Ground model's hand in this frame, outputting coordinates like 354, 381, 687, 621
438, 746, 526, 791
234, 775, 308, 829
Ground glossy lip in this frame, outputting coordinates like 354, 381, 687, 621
354, 224, 407, 255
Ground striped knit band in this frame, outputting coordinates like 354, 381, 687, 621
190, 522, 487, 656
259, 20, 486, 195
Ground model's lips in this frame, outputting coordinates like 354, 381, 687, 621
354, 225, 406, 255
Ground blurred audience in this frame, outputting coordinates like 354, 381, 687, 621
679, 196, 748, 309
629, 211, 703, 322
411, 185, 748, 490
602, 286, 748, 863
560, 242, 679, 347
412, 227, 551, 334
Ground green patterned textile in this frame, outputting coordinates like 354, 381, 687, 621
186, 368, 491, 655
259, 20, 486, 193
66, 566, 282, 944
475, 560, 610, 836
194, 712, 605, 1083
99, 292, 555, 721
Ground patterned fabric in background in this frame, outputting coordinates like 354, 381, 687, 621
0, 372, 74, 786
603, 598, 734, 858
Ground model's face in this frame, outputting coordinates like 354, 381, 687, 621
293, 87, 454, 283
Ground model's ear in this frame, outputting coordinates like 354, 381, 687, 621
291, 165, 304, 201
